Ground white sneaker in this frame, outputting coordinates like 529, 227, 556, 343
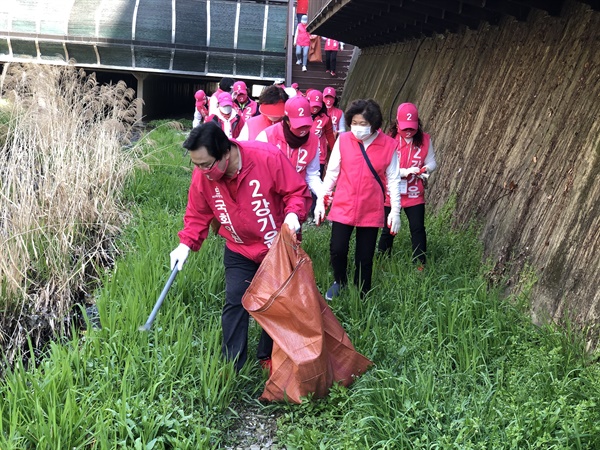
296, 59, 301, 65
302, 65, 307, 72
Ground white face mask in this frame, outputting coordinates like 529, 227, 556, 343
351, 125, 372, 141
219, 105, 232, 115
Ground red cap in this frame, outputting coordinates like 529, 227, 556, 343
323, 86, 336, 98
307, 89, 323, 108
397, 103, 419, 130
284, 96, 313, 128
217, 92, 234, 107
232, 81, 247, 96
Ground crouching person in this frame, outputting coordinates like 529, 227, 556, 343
170, 122, 312, 372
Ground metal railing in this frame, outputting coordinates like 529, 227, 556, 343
307, 0, 332, 22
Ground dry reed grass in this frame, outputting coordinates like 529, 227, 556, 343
0, 63, 142, 364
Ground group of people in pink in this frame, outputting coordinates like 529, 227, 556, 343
179, 78, 437, 373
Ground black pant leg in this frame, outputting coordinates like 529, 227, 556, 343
330, 221, 354, 285
354, 226, 379, 295
223, 246, 268, 371
377, 205, 395, 255
330, 51, 338, 72
404, 203, 426, 265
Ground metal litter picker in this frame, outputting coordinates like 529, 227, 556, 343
139, 265, 179, 331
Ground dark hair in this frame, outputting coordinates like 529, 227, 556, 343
259, 85, 289, 105
311, 100, 328, 118
219, 77, 235, 92
344, 99, 383, 133
183, 122, 231, 159
388, 118, 424, 147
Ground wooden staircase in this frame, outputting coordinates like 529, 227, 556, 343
290, 42, 355, 97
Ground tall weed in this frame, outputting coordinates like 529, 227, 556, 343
0, 63, 142, 363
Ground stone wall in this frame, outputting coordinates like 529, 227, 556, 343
341, 1, 599, 344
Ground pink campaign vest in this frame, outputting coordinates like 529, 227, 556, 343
206, 114, 246, 140
324, 39, 340, 51
328, 132, 397, 227
296, 23, 310, 47
327, 107, 343, 133
311, 112, 332, 164
397, 133, 431, 208
262, 123, 319, 174
234, 99, 258, 121
178, 140, 312, 264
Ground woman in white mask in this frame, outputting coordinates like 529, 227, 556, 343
314, 99, 401, 300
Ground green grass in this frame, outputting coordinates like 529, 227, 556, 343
1, 124, 599, 449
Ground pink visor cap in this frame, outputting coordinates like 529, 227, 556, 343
217, 92, 234, 107
307, 89, 323, 108
232, 81, 247, 96
323, 86, 336, 98
397, 102, 419, 130
285, 96, 313, 128
259, 101, 285, 116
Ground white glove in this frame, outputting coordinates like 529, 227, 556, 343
314, 198, 326, 226
284, 212, 300, 233
399, 167, 421, 178
387, 212, 401, 235
170, 243, 190, 270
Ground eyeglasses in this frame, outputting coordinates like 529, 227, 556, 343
195, 159, 218, 170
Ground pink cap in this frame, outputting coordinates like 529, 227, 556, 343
307, 89, 323, 108
284, 96, 313, 128
232, 81, 247, 96
194, 90, 206, 102
217, 92, 234, 107
397, 103, 419, 130
323, 86, 336, 98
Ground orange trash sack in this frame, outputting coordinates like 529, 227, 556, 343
242, 224, 372, 404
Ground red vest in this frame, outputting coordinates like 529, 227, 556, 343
234, 99, 258, 121
398, 133, 431, 208
262, 123, 319, 174
311, 112, 334, 164
327, 107, 344, 133
178, 140, 312, 263
324, 39, 340, 51
328, 132, 397, 227
206, 114, 245, 139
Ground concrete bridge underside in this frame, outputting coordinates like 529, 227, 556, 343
0, 0, 290, 120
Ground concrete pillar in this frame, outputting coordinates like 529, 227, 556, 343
133, 72, 148, 122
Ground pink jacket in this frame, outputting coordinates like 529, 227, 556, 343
261, 122, 319, 174
328, 132, 397, 227
398, 133, 431, 208
295, 23, 310, 47
234, 99, 258, 121
178, 140, 312, 263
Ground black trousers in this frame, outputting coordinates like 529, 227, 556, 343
325, 50, 338, 72
330, 221, 379, 295
378, 204, 427, 264
223, 246, 273, 371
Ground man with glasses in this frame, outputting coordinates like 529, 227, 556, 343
169, 122, 312, 372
